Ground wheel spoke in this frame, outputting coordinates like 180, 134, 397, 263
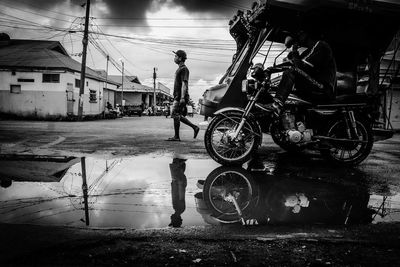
209, 116, 256, 162
326, 119, 371, 162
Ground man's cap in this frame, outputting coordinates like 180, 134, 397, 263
173, 50, 187, 60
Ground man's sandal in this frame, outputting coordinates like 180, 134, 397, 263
166, 137, 181, 141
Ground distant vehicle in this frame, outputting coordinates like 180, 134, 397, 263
124, 105, 143, 117
162, 104, 171, 117
155, 105, 163, 116
187, 105, 194, 117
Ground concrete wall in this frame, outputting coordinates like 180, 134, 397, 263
387, 89, 400, 129
115, 92, 143, 106
0, 71, 67, 118
104, 88, 116, 108
0, 70, 119, 118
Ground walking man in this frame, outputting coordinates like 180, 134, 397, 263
166, 50, 199, 141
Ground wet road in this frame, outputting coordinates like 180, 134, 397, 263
1, 147, 399, 229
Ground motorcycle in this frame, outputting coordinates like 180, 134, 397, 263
204, 40, 377, 166
201, 0, 398, 167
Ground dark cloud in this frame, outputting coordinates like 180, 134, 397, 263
6, 0, 253, 30
10, 0, 253, 18
169, 0, 252, 15
99, 0, 154, 19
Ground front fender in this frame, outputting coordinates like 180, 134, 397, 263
214, 107, 245, 115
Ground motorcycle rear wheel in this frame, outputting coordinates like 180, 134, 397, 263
321, 119, 373, 165
204, 112, 261, 166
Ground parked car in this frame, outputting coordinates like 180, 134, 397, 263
162, 104, 171, 117
124, 105, 143, 117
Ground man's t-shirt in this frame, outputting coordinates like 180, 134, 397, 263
174, 64, 190, 102
300, 41, 337, 93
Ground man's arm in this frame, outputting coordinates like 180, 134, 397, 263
180, 82, 188, 105
180, 67, 189, 105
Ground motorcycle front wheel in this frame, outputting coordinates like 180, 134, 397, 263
321, 119, 373, 165
204, 112, 261, 166
203, 166, 259, 223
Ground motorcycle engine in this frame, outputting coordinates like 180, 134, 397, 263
281, 111, 313, 143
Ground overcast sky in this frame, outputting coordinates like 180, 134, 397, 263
0, 0, 254, 102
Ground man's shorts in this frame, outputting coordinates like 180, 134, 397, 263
171, 100, 187, 118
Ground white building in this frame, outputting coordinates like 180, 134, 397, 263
0, 36, 120, 119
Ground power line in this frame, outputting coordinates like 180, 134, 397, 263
0, 11, 80, 34
94, 25, 229, 28
94, 17, 230, 20
0, 1, 78, 24
90, 19, 148, 72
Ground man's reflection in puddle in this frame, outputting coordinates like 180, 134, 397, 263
168, 157, 187, 227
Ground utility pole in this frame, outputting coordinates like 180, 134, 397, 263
121, 60, 124, 111
81, 157, 90, 226
153, 67, 157, 111
78, 0, 90, 120
105, 55, 109, 103
100, 55, 109, 116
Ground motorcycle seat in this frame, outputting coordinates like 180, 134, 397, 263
333, 93, 369, 104
315, 93, 369, 109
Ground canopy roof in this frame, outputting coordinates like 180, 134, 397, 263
240, 0, 400, 69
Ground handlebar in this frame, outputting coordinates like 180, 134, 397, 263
266, 61, 293, 74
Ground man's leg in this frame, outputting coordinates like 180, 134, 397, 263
166, 101, 181, 141
174, 116, 181, 139
259, 69, 295, 117
275, 69, 296, 103
180, 116, 200, 139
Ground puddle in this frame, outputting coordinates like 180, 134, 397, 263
0, 153, 399, 229
0, 155, 220, 229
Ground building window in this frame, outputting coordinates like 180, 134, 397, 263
10, 84, 21, 94
42, 73, 60, 83
89, 89, 97, 102
17, 78, 34, 82
75, 79, 81, 88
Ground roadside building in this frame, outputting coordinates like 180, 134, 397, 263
0, 155, 80, 183
108, 76, 173, 109
0, 35, 120, 119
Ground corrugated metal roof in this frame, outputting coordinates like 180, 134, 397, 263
108, 75, 154, 92
0, 39, 120, 85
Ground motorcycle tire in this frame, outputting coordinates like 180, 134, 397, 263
204, 111, 261, 166
321, 119, 373, 165
203, 166, 259, 223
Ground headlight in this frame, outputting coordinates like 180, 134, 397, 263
241, 79, 248, 93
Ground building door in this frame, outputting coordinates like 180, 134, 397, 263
66, 83, 74, 115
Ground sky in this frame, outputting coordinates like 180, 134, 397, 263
0, 0, 255, 103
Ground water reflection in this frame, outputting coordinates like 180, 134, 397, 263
168, 157, 187, 227
195, 156, 400, 226
1, 153, 399, 229
0, 155, 215, 229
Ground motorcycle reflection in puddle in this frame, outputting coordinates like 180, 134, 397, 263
195, 155, 376, 226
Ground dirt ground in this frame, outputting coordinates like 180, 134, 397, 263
1, 116, 400, 266
2, 223, 400, 266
